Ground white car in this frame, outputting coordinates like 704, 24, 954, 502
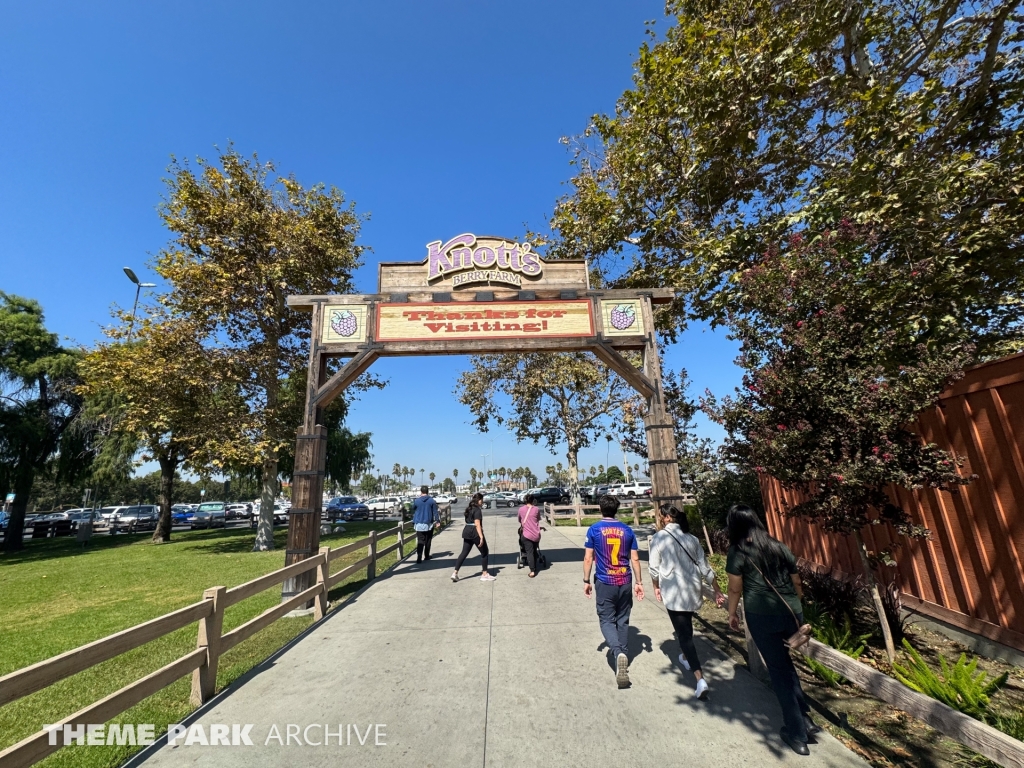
434, 494, 454, 504
363, 496, 401, 514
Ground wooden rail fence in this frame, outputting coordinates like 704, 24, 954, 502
544, 500, 653, 527
0, 507, 451, 768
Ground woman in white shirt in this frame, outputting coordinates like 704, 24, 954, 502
649, 504, 726, 700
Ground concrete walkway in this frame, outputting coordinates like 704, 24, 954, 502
136, 509, 868, 768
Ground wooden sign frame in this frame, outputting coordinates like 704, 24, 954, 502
279, 253, 684, 601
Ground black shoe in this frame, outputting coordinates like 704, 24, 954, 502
804, 715, 821, 736
780, 728, 809, 756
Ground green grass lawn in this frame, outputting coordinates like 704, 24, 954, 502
0, 520, 418, 768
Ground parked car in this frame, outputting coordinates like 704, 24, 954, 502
363, 496, 401, 514
225, 503, 250, 520
114, 505, 160, 532
615, 481, 652, 498
98, 506, 128, 524
326, 496, 370, 521
482, 492, 519, 509
530, 487, 571, 506
67, 510, 100, 524
171, 505, 192, 524
191, 502, 227, 529
433, 493, 454, 504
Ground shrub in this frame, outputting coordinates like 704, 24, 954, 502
798, 565, 866, 619
803, 605, 870, 686
892, 639, 1009, 721
707, 526, 730, 555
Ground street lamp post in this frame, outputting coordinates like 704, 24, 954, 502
123, 267, 156, 341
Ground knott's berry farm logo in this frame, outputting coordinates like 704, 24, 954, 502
426, 234, 541, 289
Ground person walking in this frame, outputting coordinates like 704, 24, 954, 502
517, 493, 544, 577
411, 486, 440, 563
726, 504, 819, 755
649, 504, 727, 700
583, 494, 644, 688
452, 492, 494, 582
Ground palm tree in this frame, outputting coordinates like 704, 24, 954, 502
392, 462, 402, 483
453, 468, 459, 488
420, 468, 425, 485
524, 466, 533, 487
429, 471, 435, 486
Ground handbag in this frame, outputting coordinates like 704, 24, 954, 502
748, 558, 812, 650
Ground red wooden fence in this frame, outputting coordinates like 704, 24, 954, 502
760, 352, 1024, 651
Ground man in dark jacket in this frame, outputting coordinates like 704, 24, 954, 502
412, 486, 440, 563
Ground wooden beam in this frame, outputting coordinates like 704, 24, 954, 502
313, 348, 380, 408
286, 286, 677, 311
799, 640, 1024, 768
592, 343, 655, 399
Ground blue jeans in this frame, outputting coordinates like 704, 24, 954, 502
595, 581, 633, 659
745, 611, 810, 742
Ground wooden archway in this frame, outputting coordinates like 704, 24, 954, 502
281, 235, 683, 599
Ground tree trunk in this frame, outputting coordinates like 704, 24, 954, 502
253, 450, 278, 552
153, 451, 177, 544
567, 441, 581, 506
855, 528, 896, 663
3, 463, 35, 553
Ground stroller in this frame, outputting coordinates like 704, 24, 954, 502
517, 526, 548, 570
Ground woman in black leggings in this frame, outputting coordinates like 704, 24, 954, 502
452, 493, 494, 582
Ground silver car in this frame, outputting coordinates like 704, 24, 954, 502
191, 502, 227, 529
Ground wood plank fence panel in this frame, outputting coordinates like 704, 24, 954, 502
760, 352, 1024, 651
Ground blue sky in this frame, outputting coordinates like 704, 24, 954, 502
1, 1, 741, 484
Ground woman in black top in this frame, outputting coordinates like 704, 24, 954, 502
452, 493, 494, 582
726, 504, 818, 755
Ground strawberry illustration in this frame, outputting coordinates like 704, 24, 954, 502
330, 310, 358, 337
609, 304, 636, 331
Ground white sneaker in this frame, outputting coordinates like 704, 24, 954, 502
695, 678, 709, 700
480, 573, 496, 582
451, 572, 459, 582
616, 653, 630, 688
678, 654, 691, 671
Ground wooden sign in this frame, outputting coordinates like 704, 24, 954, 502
375, 300, 594, 342
378, 233, 588, 298
322, 305, 369, 344
599, 298, 646, 337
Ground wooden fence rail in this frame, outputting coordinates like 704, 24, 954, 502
544, 500, 653, 527
0, 506, 450, 768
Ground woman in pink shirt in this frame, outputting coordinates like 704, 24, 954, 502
517, 494, 544, 577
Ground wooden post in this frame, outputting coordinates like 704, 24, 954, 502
575, 502, 582, 527
639, 297, 684, 531
314, 547, 330, 621
190, 586, 225, 706
632, 500, 640, 527
397, 521, 404, 559
283, 301, 331, 605
367, 529, 377, 581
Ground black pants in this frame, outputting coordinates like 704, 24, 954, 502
416, 529, 434, 561
522, 537, 539, 573
667, 610, 702, 673
455, 537, 488, 572
746, 611, 810, 742
595, 581, 632, 659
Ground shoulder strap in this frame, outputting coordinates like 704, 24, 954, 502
664, 528, 701, 569
747, 556, 801, 626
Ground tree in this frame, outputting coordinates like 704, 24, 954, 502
457, 353, 632, 503
79, 312, 245, 542
0, 294, 86, 552
429, 471, 435, 486
156, 147, 366, 551
703, 226, 973, 660
551, 0, 1024, 355
452, 468, 458, 487
469, 468, 477, 489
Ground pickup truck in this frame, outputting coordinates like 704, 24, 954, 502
612, 481, 652, 498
